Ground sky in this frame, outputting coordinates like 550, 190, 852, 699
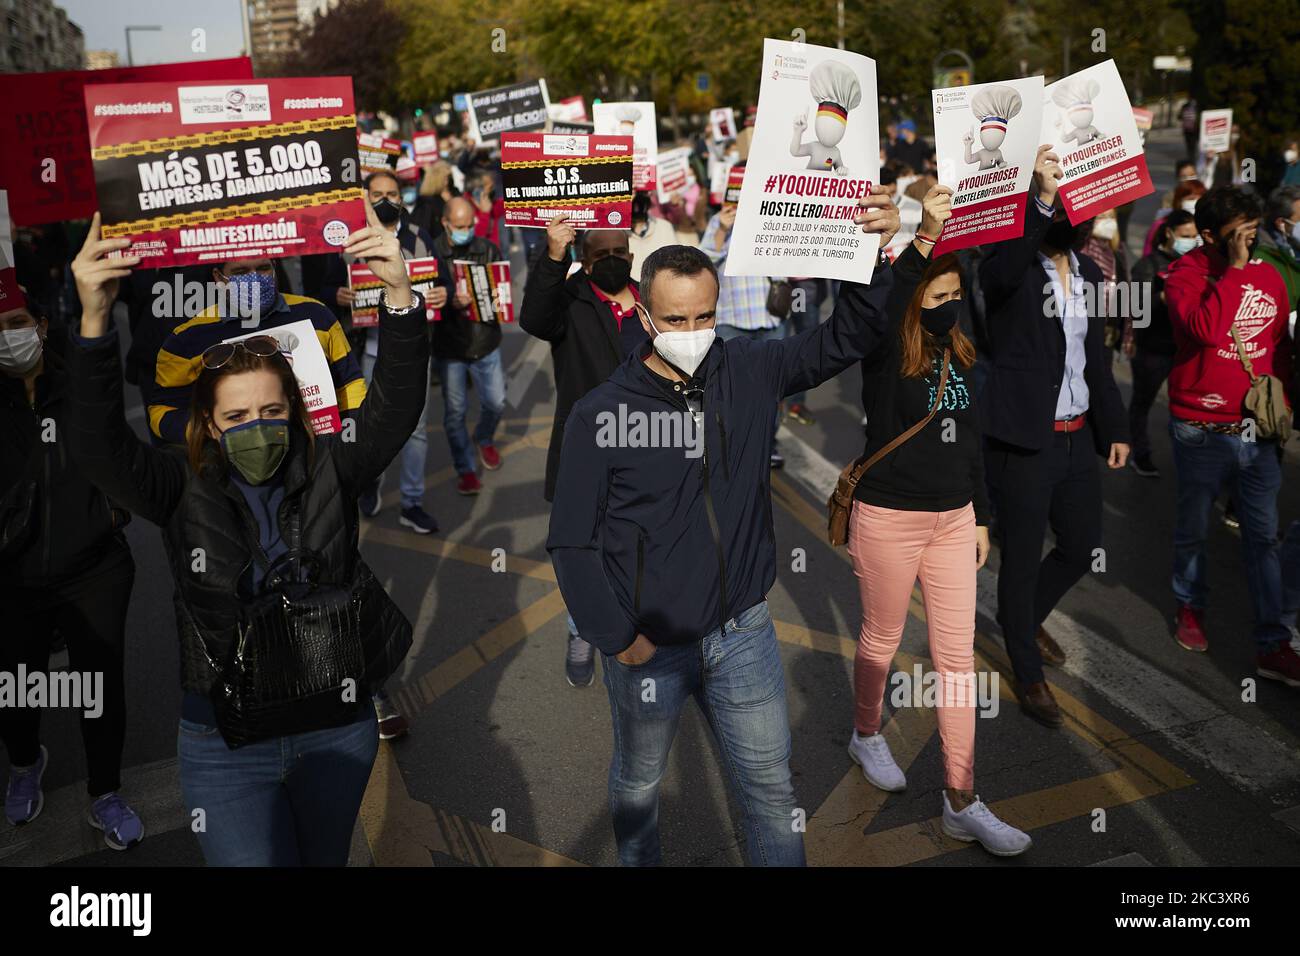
60, 0, 249, 65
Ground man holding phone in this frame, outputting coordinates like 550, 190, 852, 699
1164, 185, 1300, 685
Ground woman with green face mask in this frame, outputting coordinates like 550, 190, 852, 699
65, 203, 429, 866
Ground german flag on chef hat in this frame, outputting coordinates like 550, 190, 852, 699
809, 60, 862, 125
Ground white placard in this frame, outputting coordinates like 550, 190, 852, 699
224, 319, 341, 435
931, 76, 1043, 254
1199, 108, 1233, 154
593, 101, 658, 191
655, 146, 696, 203
725, 38, 880, 282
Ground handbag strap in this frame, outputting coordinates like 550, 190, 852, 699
1227, 323, 1259, 383
845, 349, 951, 489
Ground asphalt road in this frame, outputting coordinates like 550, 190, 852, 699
4, 126, 1299, 868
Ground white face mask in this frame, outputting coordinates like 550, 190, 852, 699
1285, 149, 1299, 165
1092, 218, 1118, 240
1171, 236, 1202, 256
0, 327, 42, 374
1181, 200, 1198, 214
639, 304, 715, 377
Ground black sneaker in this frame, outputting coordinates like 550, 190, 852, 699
770, 448, 785, 469
399, 505, 438, 534
1129, 455, 1159, 478
565, 633, 595, 687
359, 478, 382, 518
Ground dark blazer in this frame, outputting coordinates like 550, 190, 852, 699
977, 199, 1129, 455
519, 253, 647, 502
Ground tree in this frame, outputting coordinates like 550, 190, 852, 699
272, 0, 406, 113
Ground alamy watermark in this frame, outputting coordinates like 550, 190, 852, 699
0, 666, 103, 719
889, 664, 1000, 718
594, 404, 704, 459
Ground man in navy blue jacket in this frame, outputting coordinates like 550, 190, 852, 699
546, 187, 900, 866
978, 145, 1129, 728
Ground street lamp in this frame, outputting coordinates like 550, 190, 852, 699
125, 25, 162, 67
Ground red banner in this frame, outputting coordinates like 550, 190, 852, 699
933, 192, 1029, 257
500, 133, 633, 229
1058, 153, 1154, 225
0, 58, 253, 227
84, 77, 365, 269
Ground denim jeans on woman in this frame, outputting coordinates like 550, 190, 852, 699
438, 349, 506, 475
178, 712, 378, 866
1169, 418, 1288, 648
601, 599, 805, 867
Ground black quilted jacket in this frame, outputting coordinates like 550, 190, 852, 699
65, 298, 429, 696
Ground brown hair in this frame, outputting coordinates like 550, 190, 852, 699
899, 253, 977, 379
1172, 178, 1207, 210
185, 347, 315, 474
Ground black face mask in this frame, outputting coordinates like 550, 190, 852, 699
372, 198, 403, 225
590, 255, 632, 294
1044, 217, 1082, 251
920, 298, 964, 336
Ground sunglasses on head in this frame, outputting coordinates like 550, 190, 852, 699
200, 334, 282, 371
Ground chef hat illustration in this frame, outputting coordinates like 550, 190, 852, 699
809, 60, 862, 126
615, 104, 642, 129
1052, 77, 1102, 113
970, 85, 1022, 135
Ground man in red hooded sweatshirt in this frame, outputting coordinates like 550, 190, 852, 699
1165, 185, 1300, 686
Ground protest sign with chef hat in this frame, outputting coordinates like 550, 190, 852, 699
931, 76, 1043, 255
725, 38, 880, 283
1040, 59, 1153, 224
594, 101, 658, 191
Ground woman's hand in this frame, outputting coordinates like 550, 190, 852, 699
70, 212, 139, 338
854, 184, 902, 249
975, 525, 990, 570
917, 184, 953, 251
344, 200, 412, 309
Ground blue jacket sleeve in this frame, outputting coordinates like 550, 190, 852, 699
769, 255, 895, 399
545, 404, 638, 655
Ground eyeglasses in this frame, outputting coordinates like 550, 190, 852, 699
200, 334, 281, 370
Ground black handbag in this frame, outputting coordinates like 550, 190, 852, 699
204, 531, 412, 748
766, 279, 794, 320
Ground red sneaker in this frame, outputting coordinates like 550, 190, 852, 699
478, 443, 502, 471
457, 472, 482, 495
1257, 642, 1300, 687
1174, 605, 1208, 652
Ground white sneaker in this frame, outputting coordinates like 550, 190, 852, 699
847, 730, 906, 792
941, 792, 1032, 856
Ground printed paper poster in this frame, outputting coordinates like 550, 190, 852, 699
358, 130, 401, 174
726, 38, 880, 282
348, 256, 441, 327
0, 191, 24, 313
931, 76, 1043, 255
655, 146, 696, 203
453, 261, 514, 322
593, 101, 658, 191
224, 319, 340, 434
1199, 108, 1233, 154
411, 130, 441, 165
1040, 59, 1154, 224
465, 79, 551, 144
500, 133, 633, 229
710, 107, 737, 142
84, 76, 366, 269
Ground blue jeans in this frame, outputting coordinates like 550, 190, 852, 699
715, 322, 788, 442
786, 279, 826, 406
601, 600, 805, 866
178, 713, 379, 866
439, 349, 506, 475
1169, 418, 1287, 647
363, 342, 429, 509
